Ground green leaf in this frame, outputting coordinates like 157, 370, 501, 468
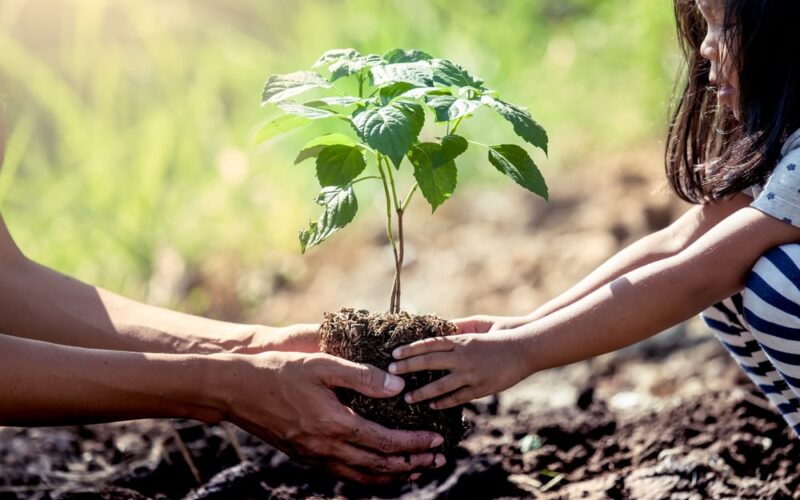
483, 96, 548, 154
426, 95, 482, 122
313, 48, 361, 68
408, 143, 458, 212
299, 185, 358, 253
329, 54, 383, 82
277, 103, 339, 120
311, 49, 384, 82
431, 59, 485, 89
352, 102, 424, 168
439, 134, 468, 164
407, 135, 467, 168
487, 144, 548, 200
403, 87, 451, 99
383, 48, 433, 63
370, 61, 434, 88
254, 114, 310, 144
261, 71, 331, 105
295, 133, 357, 164
458, 86, 487, 99
379, 82, 417, 105
304, 96, 364, 108
315, 145, 366, 186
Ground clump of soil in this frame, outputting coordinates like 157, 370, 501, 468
319, 308, 467, 451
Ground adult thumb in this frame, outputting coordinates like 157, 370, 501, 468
320, 356, 405, 398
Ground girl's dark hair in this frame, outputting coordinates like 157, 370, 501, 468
666, 0, 800, 203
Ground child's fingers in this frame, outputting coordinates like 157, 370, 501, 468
430, 387, 476, 410
452, 316, 493, 334
388, 352, 453, 375
392, 337, 455, 360
404, 374, 465, 404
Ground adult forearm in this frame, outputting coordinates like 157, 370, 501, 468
0, 257, 261, 354
0, 333, 227, 426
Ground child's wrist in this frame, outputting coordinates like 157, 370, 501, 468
510, 325, 543, 376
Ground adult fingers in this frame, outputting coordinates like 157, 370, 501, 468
345, 411, 444, 454
335, 442, 444, 474
311, 354, 405, 397
388, 352, 454, 376
325, 462, 400, 485
392, 336, 456, 360
404, 374, 466, 404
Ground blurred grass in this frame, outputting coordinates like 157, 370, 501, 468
0, 0, 678, 308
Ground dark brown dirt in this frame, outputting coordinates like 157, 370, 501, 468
2, 364, 798, 499
319, 308, 467, 451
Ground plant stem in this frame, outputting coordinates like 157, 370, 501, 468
376, 155, 401, 313
384, 161, 407, 312
358, 73, 364, 98
384, 160, 401, 212
395, 205, 404, 313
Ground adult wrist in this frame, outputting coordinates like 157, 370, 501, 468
183, 353, 246, 423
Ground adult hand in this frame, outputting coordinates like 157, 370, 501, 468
211, 351, 446, 484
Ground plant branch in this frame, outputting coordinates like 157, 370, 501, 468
401, 182, 419, 212
450, 116, 465, 134
351, 175, 381, 185
467, 139, 491, 149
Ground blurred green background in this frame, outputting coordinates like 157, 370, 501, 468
0, 0, 678, 315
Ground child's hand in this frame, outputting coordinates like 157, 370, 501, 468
389, 332, 529, 409
454, 315, 533, 334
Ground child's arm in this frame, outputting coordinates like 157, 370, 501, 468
0, 215, 318, 355
392, 206, 800, 409
456, 194, 752, 333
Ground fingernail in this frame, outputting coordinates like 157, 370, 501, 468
430, 435, 444, 448
388, 363, 397, 374
429, 402, 437, 410
404, 393, 414, 404
410, 472, 421, 481
435, 454, 446, 468
383, 373, 405, 392
393, 347, 405, 359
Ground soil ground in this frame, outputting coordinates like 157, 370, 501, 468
2, 145, 798, 499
